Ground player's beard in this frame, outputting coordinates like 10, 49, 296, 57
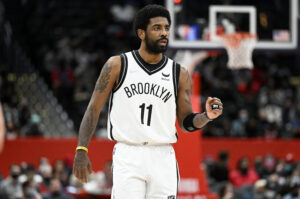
145, 34, 168, 54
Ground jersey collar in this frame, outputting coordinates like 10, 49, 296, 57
132, 50, 168, 75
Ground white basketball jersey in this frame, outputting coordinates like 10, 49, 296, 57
107, 50, 180, 145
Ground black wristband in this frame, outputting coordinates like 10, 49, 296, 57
183, 113, 201, 132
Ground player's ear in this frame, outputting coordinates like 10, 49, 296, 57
137, 29, 145, 40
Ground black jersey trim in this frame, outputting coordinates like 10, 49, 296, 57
172, 62, 177, 98
131, 50, 168, 75
175, 63, 180, 92
108, 93, 115, 140
173, 62, 180, 141
176, 160, 179, 198
172, 62, 181, 100
113, 54, 128, 92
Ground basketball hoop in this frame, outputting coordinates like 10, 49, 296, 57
220, 32, 257, 70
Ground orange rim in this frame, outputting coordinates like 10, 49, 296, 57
220, 32, 257, 48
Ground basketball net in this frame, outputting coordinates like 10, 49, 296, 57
220, 32, 257, 70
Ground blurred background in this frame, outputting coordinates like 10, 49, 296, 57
0, 0, 300, 199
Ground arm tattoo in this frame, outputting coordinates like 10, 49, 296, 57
78, 106, 98, 147
193, 113, 210, 129
184, 89, 192, 105
186, 72, 191, 84
184, 71, 192, 105
95, 63, 112, 92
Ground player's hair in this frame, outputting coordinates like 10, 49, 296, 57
133, 4, 171, 37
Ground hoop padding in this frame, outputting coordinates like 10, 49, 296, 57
221, 32, 257, 70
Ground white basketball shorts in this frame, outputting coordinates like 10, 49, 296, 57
111, 142, 179, 199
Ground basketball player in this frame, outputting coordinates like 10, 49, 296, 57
73, 4, 223, 199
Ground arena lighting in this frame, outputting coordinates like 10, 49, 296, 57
174, 0, 182, 4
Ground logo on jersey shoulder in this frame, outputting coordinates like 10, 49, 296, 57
129, 70, 139, 74
162, 72, 170, 81
168, 196, 175, 199
162, 72, 170, 77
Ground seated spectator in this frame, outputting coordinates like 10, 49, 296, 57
51, 59, 75, 114
67, 174, 84, 195
39, 157, 51, 173
18, 98, 31, 128
84, 160, 112, 195
282, 170, 300, 199
22, 180, 42, 199
0, 164, 23, 198
52, 160, 70, 188
19, 164, 42, 186
253, 179, 267, 199
261, 154, 276, 178
39, 164, 52, 194
43, 178, 74, 199
229, 157, 259, 188
20, 114, 43, 137
218, 183, 234, 199
254, 156, 263, 178
210, 150, 229, 183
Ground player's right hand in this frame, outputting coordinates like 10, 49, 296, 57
73, 150, 92, 183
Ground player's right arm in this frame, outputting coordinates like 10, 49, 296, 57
73, 56, 121, 183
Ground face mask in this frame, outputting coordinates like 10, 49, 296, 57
52, 191, 61, 197
11, 174, 19, 179
44, 177, 51, 183
240, 168, 248, 175
25, 188, 36, 197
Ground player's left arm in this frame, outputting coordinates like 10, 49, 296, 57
176, 66, 223, 132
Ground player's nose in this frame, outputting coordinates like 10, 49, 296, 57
160, 28, 168, 37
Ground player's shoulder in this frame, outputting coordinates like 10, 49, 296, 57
106, 55, 122, 68
103, 55, 123, 76
179, 65, 188, 74
179, 65, 188, 80
106, 51, 131, 68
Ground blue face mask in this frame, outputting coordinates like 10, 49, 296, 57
284, 164, 292, 175
25, 188, 36, 197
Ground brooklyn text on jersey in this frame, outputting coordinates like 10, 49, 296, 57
124, 82, 173, 103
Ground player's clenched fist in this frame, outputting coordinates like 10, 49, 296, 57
205, 97, 223, 120
73, 150, 92, 183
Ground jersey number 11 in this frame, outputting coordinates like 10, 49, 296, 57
139, 103, 152, 126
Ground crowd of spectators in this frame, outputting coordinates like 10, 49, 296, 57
199, 52, 300, 139
1, 0, 161, 131
1, 152, 299, 199
0, 157, 113, 199
205, 151, 300, 199
0, 73, 45, 139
